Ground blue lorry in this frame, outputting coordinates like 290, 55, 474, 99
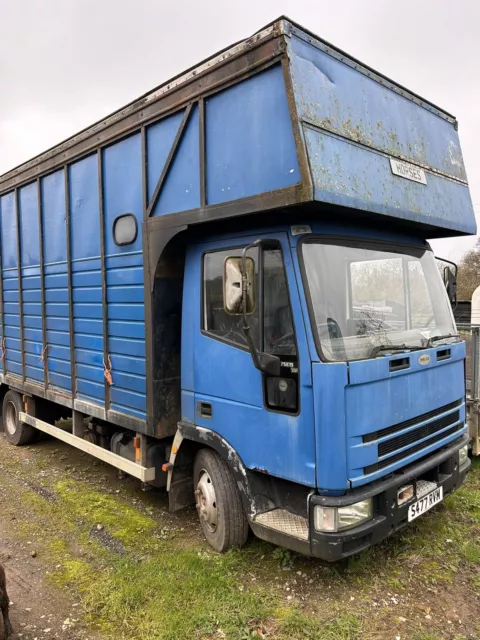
0, 18, 475, 560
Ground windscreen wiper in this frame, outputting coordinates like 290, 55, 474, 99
370, 343, 410, 358
426, 333, 460, 348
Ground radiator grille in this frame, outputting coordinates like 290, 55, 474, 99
365, 425, 462, 474
378, 410, 460, 456
363, 400, 461, 444
363, 399, 464, 475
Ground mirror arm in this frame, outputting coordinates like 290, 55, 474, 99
436, 256, 458, 277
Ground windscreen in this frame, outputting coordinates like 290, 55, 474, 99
301, 239, 457, 362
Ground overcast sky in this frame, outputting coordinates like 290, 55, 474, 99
1, 0, 478, 260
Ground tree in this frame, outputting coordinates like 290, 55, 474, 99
457, 239, 480, 300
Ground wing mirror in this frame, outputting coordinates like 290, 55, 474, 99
224, 257, 255, 315
443, 266, 457, 306
436, 257, 457, 307
222, 239, 281, 376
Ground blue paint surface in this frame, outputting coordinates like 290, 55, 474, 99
185, 234, 316, 486
0, 192, 20, 377
102, 134, 146, 418
69, 155, 103, 404
345, 343, 466, 486
155, 105, 200, 216
288, 33, 476, 236
42, 170, 71, 391
304, 126, 474, 234
19, 183, 43, 383
146, 110, 185, 202
205, 65, 300, 205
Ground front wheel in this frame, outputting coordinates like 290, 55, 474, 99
193, 449, 249, 552
2, 390, 36, 446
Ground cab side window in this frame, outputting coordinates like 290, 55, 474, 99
203, 248, 259, 349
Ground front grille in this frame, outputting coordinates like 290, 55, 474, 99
363, 400, 461, 443
378, 410, 460, 456
365, 425, 462, 474
363, 399, 464, 475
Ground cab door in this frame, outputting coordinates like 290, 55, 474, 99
184, 233, 316, 487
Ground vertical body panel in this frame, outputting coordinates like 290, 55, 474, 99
103, 134, 146, 419
155, 106, 200, 216
41, 170, 71, 391
19, 182, 43, 383
69, 155, 104, 407
312, 362, 349, 491
146, 110, 185, 203
0, 192, 21, 378
205, 64, 300, 205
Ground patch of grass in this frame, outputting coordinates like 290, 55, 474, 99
412, 632, 441, 640
278, 610, 361, 640
47, 538, 97, 590
55, 480, 157, 548
460, 540, 480, 564
78, 550, 276, 639
17, 476, 360, 640
386, 575, 405, 592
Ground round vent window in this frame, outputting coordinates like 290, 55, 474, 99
113, 214, 137, 246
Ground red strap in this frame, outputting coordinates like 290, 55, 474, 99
104, 356, 113, 386
39, 345, 48, 364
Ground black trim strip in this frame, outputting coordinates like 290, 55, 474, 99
378, 410, 460, 456
15, 188, 25, 382
363, 399, 462, 443
141, 126, 148, 220
141, 124, 155, 435
365, 424, 464, 474
0, 197, 5, 379
98, 151, 110, 412
37, 178, 48, 390
199, 98, 206, 207
64, 166, 76, 398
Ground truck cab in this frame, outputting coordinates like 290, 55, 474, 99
173, 220, 469, 559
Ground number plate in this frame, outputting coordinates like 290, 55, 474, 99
407, 486, 443, 522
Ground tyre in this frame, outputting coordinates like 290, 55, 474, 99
2, 390, 36, 446
193, 448, 249, 552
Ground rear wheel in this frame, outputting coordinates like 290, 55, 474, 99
2, 390, 36, 446
193, 448, 249, 552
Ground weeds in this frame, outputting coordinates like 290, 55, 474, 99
272, 547, 294, 570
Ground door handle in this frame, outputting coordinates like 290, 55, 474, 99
197, 401, 213, 419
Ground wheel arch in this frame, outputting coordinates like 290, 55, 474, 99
168, 422, 255, 516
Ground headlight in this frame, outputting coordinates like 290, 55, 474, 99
459, 444, 469, 466
314, 498, 373, 533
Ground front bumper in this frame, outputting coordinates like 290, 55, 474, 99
250, 435, 470, 561
310, 434, 470, 561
